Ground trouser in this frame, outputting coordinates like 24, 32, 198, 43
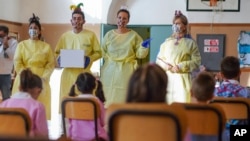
0, 74, 11, 100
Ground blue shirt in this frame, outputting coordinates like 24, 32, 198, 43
214, 79, 250, 141
214, 79, 250, 98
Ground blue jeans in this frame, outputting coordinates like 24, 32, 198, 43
0, 74, 11, 100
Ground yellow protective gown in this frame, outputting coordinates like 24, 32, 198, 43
156, 37, 201, 104
101, 30, 149, 107
55, 29, 101, 107
12, 39, 55, 119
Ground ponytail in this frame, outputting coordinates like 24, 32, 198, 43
19, 69, 42, 92
69, 84, 77, 97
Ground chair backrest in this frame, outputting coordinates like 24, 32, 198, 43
172, 103, 226, 141
210, 97, 250, 123
0, 136, 54, 141
106, 103, 188, 141
61, 96, 100, 141
0, 107, 32, 137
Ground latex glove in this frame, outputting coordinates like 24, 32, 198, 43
141, 38, 152, 48
57, 56, 61, 67
84, 56, 90, 69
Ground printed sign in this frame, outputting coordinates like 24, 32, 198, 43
197, 34, 225, 71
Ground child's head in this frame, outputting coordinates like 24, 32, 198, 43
191, 71, 215, 103
19, 69, 43, 99
69, 72, 96, 96
126, 63, 168, 103
220, 56, 240, 80
95, 80, 106, 103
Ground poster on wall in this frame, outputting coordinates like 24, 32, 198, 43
197, 34, 225, 71
238, 31, 250, 67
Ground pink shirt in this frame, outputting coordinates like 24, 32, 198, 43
68, 94, 108, 141
0, 92, 48, 137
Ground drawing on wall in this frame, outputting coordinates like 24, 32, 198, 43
238, 31, 250, 67
186, 0, 240, 12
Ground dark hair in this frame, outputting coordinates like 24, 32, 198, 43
20, 69, 42, 92
95, 80, 106, 103
117, 9, 130, 20
191, 72, 215, 102
72, 11, 85, 20
69, 72, 96, 96
29, 13, 42, 39
220, 56, 240, 79
172, 10, 189, 34
126, 63, 168, 103
0, 25, 9, 34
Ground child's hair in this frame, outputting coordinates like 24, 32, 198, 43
69, 72, 96, 96
191, 71, 215, 102
19, 69, 42, 92
126, 63, 168, 103
95, 80, 106, 103
220, 56, 240, 79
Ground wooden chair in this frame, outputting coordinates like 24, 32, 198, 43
210, 97, 250, 124
0, 108, 32, 137
172, 103, 226, 141
61, 97, 100, 141
0, 135, 71, 141
106, 103, 188, 141
0, 136, 54, 141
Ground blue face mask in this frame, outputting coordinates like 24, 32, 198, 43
172, 24, 181, 33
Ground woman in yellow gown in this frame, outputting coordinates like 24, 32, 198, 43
12, 14, 55, 119
156, 11, 201, 104
101, 8, 149, 107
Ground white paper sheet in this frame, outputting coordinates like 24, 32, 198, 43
60, 49, 85, 68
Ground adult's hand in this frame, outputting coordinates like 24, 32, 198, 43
84, 56, 90, 69
141, 38, 152, 48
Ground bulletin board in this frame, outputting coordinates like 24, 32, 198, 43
197, 34, 226, 71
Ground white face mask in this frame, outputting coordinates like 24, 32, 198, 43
29, 29, 38, 38
172, 24, 181, 33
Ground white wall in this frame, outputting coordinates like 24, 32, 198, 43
0, 0, 21, 22
0, 0, 249, 24
105, 0, 186, 25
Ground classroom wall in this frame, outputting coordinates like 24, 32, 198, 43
1, 0, 250, 24
190, 23, 250, 57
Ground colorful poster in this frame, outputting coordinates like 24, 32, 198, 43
238, 31, 250, 67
